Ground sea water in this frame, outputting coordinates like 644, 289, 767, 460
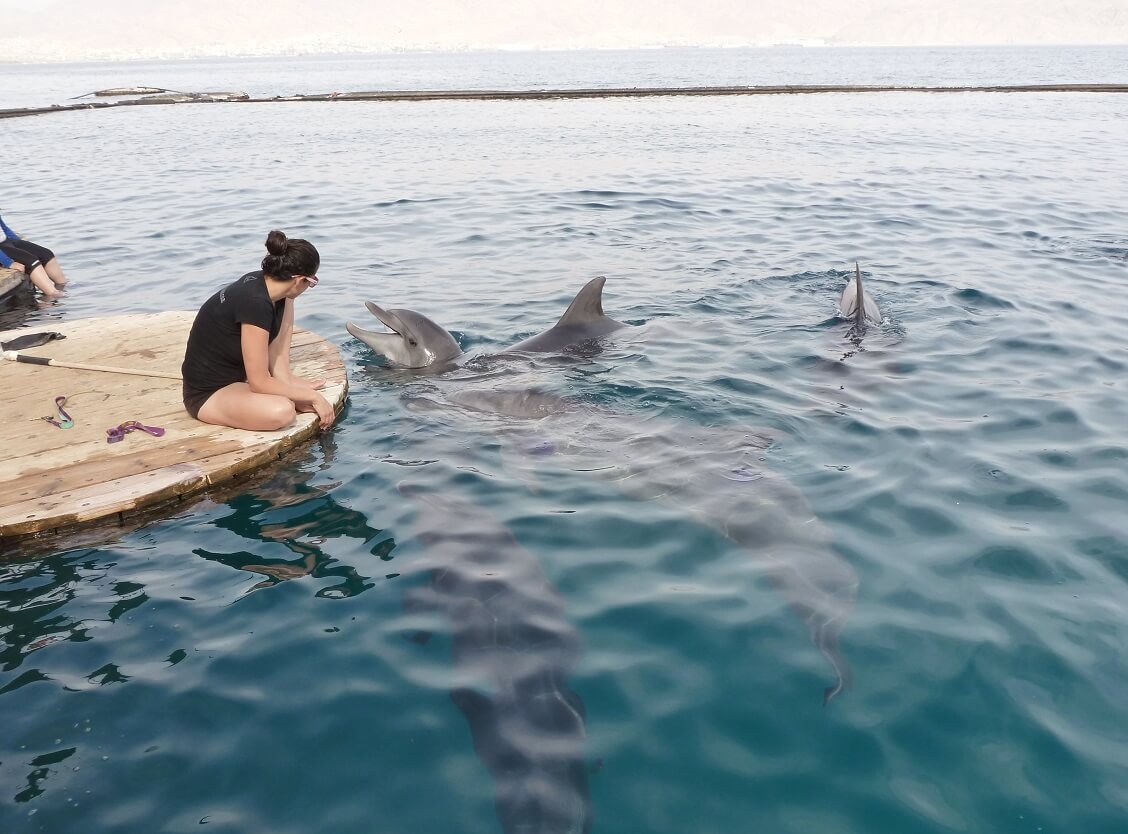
1, 47, 1127, 833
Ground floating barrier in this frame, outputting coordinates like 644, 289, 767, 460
3, 84, 1126, 120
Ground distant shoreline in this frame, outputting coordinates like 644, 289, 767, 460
1, 42, 1126, 66
3, 83, 1127, 121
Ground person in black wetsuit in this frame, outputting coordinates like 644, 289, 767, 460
0, 210, 69, 299
181, 230, 335, 432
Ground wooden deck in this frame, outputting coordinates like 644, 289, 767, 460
0, 311, 348, 543
0, 266, 30, 302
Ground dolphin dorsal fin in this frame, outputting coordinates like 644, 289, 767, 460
853, 262, 865, 326
555, 276, 609, 326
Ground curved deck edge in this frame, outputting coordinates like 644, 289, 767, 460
0, 311, 349, 547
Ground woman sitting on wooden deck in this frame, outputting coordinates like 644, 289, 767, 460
181, 230, 335, 432
0, 210, 69, 299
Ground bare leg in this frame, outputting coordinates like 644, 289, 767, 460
43, 258, 67, 287
196, 382, 296, 431
24, 264, 63, 299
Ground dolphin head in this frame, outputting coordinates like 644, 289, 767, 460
347, 302, 464, 368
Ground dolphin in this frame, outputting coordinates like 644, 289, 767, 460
398, 482, 591, 834
355, 283, 857, 701
838, 263, 882, 327
346, 276, 627, 368
346, 304, 464, 369
408, 390, 858, 704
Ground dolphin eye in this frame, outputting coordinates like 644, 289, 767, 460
408, 338, 418, 347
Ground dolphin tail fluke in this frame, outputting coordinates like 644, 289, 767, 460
556, 276, 615, 326
817, 624, 853, 706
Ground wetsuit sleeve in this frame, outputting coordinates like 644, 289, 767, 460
0, 250, 11, 268
0, 215, 18, 241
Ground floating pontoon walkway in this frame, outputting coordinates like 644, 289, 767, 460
0, 311, 347, 543
3, 84, 1127, 120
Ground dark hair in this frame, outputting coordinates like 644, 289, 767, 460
261, 230, 320, 279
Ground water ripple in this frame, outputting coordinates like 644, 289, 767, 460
3, 78, 1128, 834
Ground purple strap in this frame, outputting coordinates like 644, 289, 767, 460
106, 420, 166, 444
42, 395, 74, 429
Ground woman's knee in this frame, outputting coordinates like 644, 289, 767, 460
199, 388, 295, 431
262, 398, 297, 430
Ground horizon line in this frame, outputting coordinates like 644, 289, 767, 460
4, 41, 1127, 66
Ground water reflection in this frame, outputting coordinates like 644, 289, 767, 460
0, 454, 400, 813
0, 457, 394, 688
0, 550, 104, 685
197, 461, 394, 598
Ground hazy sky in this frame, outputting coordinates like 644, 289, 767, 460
3, 0, 1126, 61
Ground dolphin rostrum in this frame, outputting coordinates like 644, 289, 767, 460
347, 276, 627, 368
346, 303, 464, 369
838, 262, 882, 327
398, 482, 592, 834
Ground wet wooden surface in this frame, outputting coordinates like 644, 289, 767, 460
0, 311, 348, 542
0, 266, 30, 302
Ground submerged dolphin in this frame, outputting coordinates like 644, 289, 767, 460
838, 263, 882, 327
346, 276, 627, 368
398, 482, 591, 834
408, 390, 858, 703
357, 283, 857, 701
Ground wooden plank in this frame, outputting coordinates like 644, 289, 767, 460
0, 381, 345, 501
0, 414, 333, 537
0, 267, 29, 302
1, 374, 343, 474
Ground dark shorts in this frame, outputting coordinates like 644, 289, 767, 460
182, 380, 217, 420
0, 238, 55, 273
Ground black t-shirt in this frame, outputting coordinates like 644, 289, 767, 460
181, 271, 285, 393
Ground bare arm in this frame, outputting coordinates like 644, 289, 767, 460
241, 323, 322, 404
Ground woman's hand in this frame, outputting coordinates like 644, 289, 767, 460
311, 392, 336, 430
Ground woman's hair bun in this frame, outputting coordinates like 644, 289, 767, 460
265, 230, 289, 257
261, 230, 320, 279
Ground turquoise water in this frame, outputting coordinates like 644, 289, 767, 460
3, 48, 1128, 833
